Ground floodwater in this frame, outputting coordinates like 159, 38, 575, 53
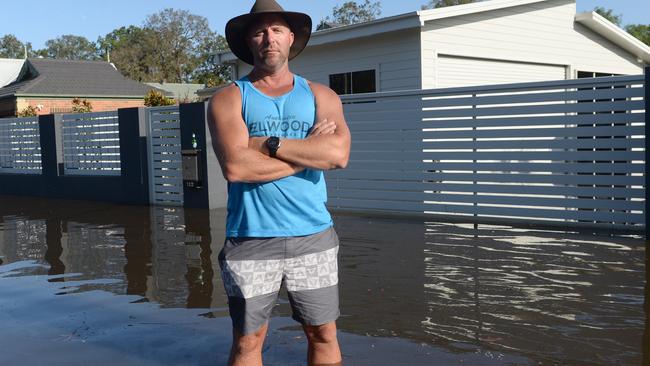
0, 195, 647, 366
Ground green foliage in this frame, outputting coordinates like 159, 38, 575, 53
71, 98, 93, 113
144, 8, 217, 83
0, 34, 31, 58
191, 34, 231, 87
625, 24, 650, 46
144, 89, 176, 107
43, 35, 98, 60
16, 106, 37, 117
317, 1, 382, 30
2, 8, 230, 85
421, 0, 479, 9
97, 26, 156, 82
594, 7, 622, 26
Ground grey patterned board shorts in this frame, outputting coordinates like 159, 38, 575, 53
218, 226, 340, 335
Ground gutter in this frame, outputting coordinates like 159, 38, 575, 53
575, 11, 650, 64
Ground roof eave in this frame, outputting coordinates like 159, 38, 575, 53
418, 0, 548, 22
13, 93, 148, 99
575, 11, 650, 64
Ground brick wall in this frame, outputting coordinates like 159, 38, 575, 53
17, 98, 148, 115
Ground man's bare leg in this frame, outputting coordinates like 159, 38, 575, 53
303, 321, 342, 366
229, 322, 269, 366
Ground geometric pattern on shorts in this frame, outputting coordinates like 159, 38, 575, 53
222, 246, 339, 299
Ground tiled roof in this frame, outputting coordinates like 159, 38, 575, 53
0, 58, 166, 99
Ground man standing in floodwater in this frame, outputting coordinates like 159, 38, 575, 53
207, 1, 351, 365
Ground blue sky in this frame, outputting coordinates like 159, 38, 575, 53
1, 0, 648, 49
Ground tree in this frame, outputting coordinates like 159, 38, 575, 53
594, 6, 622, 26
144, 8, 217, 83
97, 26, 157, 82
625, 24, 649, 46
421, 0, 479, 9
43, 35, 98, 60
0, 34, 30, 59
191, 34, 231, 87
317, 1, 382, 30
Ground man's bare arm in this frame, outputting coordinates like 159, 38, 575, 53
207, 84, 304, 183
250, 82, 351, 171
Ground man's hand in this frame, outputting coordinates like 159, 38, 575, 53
308, 118, 337, 138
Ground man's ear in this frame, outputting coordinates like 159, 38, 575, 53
289, 31, 295, 47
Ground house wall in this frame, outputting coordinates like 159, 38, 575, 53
0, 98, 15, 118
16, 98, 146, 115
236, 28, 423, 92
420, 0, 644, 88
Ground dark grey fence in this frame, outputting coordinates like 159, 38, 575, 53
0, 69, 647, 232
0, 105, 226, 208
330, 69, 649, 231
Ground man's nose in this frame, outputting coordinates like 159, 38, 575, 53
264, 29, 276, 44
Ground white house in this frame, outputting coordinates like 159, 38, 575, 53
211, 0, 649, 95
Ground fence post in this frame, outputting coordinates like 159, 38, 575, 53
118, 107, 150, 205
179, 101, 227, 209
38, 114, 63, 195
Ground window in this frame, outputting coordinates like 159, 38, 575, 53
329, 69, 376, 95
577, 71, 620, 78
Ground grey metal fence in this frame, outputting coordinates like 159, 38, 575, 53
0, 117, 41, 174
146, 106, 184, 206
61, 111, 121, 176
329, 74, 647, 230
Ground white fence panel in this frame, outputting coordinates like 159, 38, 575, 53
62, 111, 121, 176
329, 74, 647, 230
147, 106, 184, 206
0, 117, 42, 174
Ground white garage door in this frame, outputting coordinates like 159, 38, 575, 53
436, 55, 567, 88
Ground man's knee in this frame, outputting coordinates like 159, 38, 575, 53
304, 322, 338, 344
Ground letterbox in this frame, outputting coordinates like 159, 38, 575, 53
181, 149, 202, 189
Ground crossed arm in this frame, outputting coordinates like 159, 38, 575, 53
207, 82, 351, 184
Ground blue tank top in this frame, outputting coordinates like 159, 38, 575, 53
226, 74, 333, 238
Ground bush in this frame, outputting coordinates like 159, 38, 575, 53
71, 98, 93, 113
144, 89, 176, 107
16, 106, 38, 117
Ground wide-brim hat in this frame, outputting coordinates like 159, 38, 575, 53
226, 0, 312, 66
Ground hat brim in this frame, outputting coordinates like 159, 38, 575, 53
226, 11, 312, 66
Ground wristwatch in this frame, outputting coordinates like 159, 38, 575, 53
265, 136, 281, 157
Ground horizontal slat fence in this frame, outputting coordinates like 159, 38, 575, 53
62, 111, 121, 176
146, 106, 184, 206
0, 117, 41, 174
328, 74, 646, 230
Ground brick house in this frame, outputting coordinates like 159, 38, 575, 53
0, 58, 167, 117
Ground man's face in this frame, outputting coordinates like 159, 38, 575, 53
246, 14, 294, 69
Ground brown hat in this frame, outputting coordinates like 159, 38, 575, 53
225, 0, 312, 65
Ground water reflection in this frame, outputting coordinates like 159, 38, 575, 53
0, 195, 646, 366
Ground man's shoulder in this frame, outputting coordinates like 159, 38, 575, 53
210, 82, 240, 105
305, 79, 340, 102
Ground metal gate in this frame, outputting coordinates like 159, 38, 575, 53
146, 106, 184, 206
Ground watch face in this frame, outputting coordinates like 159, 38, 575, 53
267, 137, 280, 149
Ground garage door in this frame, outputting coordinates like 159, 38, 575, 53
436, 55, 567, 88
